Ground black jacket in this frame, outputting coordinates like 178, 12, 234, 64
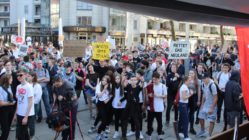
224, 70, 242, 112
166, 73, 181, 95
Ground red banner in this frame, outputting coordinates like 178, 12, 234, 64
235, 27, 249, 114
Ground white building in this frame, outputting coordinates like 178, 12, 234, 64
0, 0, 10, 31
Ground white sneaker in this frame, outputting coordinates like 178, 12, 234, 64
147, 136, 152, 140
113, 131, 120, 139
105, 126, 111, 133
126, 131, 135, 137
158, 135, 163, 140
179, 133, 184, 138
197, 130, 207, 137
184, 137, 192, 140
139, 131, 144, 139
88, 126, 97, 133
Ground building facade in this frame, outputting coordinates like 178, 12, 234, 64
0, 0, 237, 47
0, 0, 10, 31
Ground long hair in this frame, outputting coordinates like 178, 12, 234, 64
30, 72, 38, 86
114, 74, 124, 97
0, 74, 12, 89
100, 75, 111, 93
189, 69, 199, 90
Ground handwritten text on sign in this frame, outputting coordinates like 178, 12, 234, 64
168, 41, 190, 59
92, 42, 110, 60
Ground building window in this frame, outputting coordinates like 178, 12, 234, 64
4, 20, 8, 26
4, 6, 8, 12
160, 21, 170, 30
35, 5, 41, 15
77, 1, 93, 10
179, 23, 186, 32
34, 19, 40, 24
77, 16, 92, 26
24, 5, 29, 15
190, 24, 197, 32
133, 20, 138, 30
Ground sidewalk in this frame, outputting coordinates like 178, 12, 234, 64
9, 96, 227, 140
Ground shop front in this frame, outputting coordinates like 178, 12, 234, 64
63, 26, 106, 43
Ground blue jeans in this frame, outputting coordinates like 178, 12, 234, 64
178, 102, 189, 138
38, 87, 51, 118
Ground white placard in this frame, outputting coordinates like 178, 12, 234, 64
168, 41, 190, 59
18, 45, 29, 56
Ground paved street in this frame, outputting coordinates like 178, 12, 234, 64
8, 96, 229, 140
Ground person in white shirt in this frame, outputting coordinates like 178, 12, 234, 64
95, 75, 112, 140
15, 68, 35, 140
27, 72, 42, 139
112, 74, 126, 139
178, 75, 193, 140
215, 63, 231, 124
145, 72, 167, 140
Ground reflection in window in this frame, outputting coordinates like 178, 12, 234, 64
77, 1, 93, 10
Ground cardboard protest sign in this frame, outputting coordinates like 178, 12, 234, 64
168, 41, 190, 59
63, 40, 86, 57
92, 42, 110, 60
18, 45, 29, 56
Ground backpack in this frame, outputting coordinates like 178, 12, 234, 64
201, 82, 218, 96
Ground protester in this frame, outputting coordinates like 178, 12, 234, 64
0, 74, 16, 140
197, 72, 218, 138
15, 68, 35, 140
145, 72, 167, 140
224, 70, 242, 129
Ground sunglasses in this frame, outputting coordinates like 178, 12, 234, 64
17, 74, 24, 77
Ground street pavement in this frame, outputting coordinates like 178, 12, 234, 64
8, 96, 229, 140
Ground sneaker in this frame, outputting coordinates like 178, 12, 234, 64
36, 117, 42, 123
103, 132, 108, 139
197, 130, 206, 137
184, 137, 192, 140
158, 135, 163, 140
195, 119, 199, 125
113, 131, 120, 139
105, 126, 111, 133
96, 134, 102, 140
88, 126, 97, 133
126, 131, 135, 137
179, 133, 184, 138
10, 126, 15, 131
147, 136, 152, 140
139, 131, 144, 139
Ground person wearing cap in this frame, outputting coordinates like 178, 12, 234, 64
15, 68, 35, 140
53, 75, 78, 140
197, 72, 218, 138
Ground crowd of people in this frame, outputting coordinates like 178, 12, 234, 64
0, 41, 246, 140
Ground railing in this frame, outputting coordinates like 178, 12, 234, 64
0, 12, 9, 16
209, 122, 249, 140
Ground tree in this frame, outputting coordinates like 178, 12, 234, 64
220, 25, 224, 50
170, 20, 176, 41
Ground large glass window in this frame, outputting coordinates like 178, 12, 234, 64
77, 16, 92, 26
77, 1, 93, 10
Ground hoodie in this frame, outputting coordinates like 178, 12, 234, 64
224, 70, 242, 112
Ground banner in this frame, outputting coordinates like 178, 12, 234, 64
235, 27, 249, 114
92, 42, 110, 60
63, 40, 86, 57
168, 41, 190, 59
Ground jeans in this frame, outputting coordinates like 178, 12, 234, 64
178, 103, 189, 138
114, 108, 124, 131
188, 94, 197, 128
147, 111, 163, 136
38, 87, 51, 119
96, 101, 108, 134
166, 93, 178, 122
0, 106, 15, 140
16, 115, 35, 140
27, 116, 36, 137
62, 104, 78, 140
217, 91, 225, 121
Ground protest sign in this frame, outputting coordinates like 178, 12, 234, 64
168, 41, 190, 59
92, 42, 110, 60
63, 40, 86, 57
18, 45, 29, 56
